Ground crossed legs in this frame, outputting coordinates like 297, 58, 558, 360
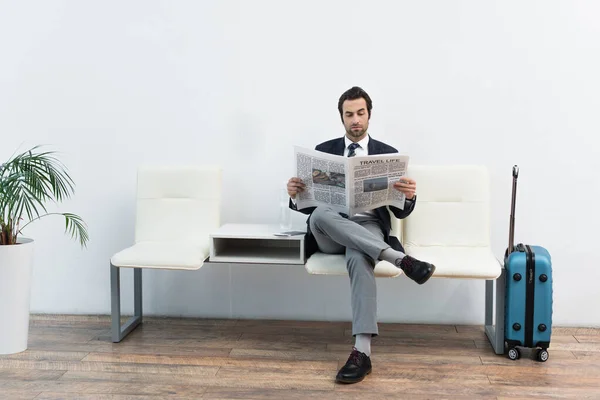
309, 206, 436, 384
309, 206, 388, 336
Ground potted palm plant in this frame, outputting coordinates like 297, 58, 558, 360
0, 145, 89, 355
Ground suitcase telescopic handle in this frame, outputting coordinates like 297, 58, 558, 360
509, 165, 519, 254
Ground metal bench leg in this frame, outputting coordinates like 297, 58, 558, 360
111, 262, 143, 343
485, 267, 506, 355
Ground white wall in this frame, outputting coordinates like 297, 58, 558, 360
1, 0, 599, 326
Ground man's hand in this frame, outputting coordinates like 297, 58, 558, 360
393, 177, 416, 200
287, 177, 305, 199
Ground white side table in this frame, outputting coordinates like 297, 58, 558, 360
209, 224, 305, 265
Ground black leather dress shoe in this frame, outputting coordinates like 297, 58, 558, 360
397, 255, 436, 284
336, 347, 372, 384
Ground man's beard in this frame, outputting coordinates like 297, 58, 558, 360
347, 126, 367, 138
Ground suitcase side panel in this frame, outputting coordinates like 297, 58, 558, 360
531, 245, 553, 348
531, 245, 551, 261
505, 250, 527, 345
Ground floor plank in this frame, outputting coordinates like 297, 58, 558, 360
0, 359, 220, 376
574, 335, 600, 343
0, 350, 89, 362
572, 351, 600, 360
82, 352, 338, 371
0, 389, 41, 400
36, 395, 193, 400
0, 380, 207, 397
0, 369, 67, 380
59, 370, 335, 391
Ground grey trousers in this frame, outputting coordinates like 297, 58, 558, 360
309, 206, 392, 336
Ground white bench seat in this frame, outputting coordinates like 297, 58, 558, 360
305, 252, 401, 278
305, 246, 501, 280
111, 241, 209, 271
404, 245, 501, 279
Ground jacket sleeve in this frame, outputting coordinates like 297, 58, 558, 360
289, 198, 315, 215
389, 197, 417, 219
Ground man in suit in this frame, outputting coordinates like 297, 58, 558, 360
287, 86, 436, 384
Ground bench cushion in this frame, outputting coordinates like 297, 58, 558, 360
111, 242, 208, 270
405, 245, 501, 279
305, 252, 402, 278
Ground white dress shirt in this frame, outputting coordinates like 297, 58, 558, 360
344, 135, 369, 157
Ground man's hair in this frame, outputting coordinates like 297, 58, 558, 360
337, 86, 373, 121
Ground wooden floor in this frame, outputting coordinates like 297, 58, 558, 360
1, 315, 600, 399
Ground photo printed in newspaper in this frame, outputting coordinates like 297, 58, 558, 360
293, 146, 410, 216
294, 146, 349, 215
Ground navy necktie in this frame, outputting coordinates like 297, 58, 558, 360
348, 143, 360, 157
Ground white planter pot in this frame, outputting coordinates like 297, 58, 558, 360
0, 238, 35, 355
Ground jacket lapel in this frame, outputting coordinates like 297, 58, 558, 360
332, 137, 346, 156
367, 135, 382, 155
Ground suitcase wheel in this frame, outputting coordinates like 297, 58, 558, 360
536, 349, 549, 362
507, 347, 521, 360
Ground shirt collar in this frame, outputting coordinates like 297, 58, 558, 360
344, 134, 370, 151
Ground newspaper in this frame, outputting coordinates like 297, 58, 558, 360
293, 146, 410, 216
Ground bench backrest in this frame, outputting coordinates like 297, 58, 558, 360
134, 166, 222, 244
401, 165, 491, 248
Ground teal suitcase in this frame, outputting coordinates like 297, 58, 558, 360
504, 166, 553, 362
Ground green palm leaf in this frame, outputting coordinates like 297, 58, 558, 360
0, 145, 89, 246
64, 213, 89, 247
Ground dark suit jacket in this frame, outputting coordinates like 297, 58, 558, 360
290, 135, 416, 258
